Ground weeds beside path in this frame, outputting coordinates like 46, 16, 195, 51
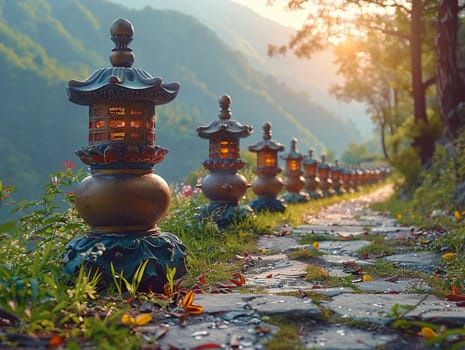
1, 178, 464, 349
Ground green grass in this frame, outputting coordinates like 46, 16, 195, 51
0, 167, 400, 348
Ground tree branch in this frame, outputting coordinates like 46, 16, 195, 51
423, 76, 436, 90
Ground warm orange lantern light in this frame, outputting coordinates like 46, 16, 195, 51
248, 122, 286, 212
288, 159, 300, 172
280, 138, 309, 203
262, 150, 277, 168
63, 18, 186, 293
196, 95, 253, 227
303, 149, 322, 199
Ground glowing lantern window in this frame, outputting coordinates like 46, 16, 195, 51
288, 159, 300, 171
210, 139, 239, 159
109, 119, 126, 128
108, 107, 125, 116
110, 132, 126, 141
258, 150, 276, 168
95, 120, 105, 128
130, 120, 143, 128
130, 109, 143, 117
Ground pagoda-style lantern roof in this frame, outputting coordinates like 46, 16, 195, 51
196, 95, 253, 139
281, 138, 303, 162
332, 160, 342, 173
67, 18, 180, 169
67, 18, 179, 106
196, 95, 252, 171
248, 122, 285, 153
319, 154, 331, 169
303, 149, 318, 166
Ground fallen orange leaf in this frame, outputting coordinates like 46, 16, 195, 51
442, 252, 457, 260
182, 290, 195, 308
362, 274, 373, 282
182, 290, 204, 315
420, 327, 438, 339
445, 293, 465, 301
121, 313, 152, 327
48, 334, 65, 349
230, 273, 246, 286
198, 274, 207, 284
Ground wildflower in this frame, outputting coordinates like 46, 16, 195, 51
181, 184, 194, 197
396, 213, 402, 220
312, 242, 320, 250
420, 327, 438, 339
121, 313, 152, 327
454, 210, 461, 221
61, 160, 76, 170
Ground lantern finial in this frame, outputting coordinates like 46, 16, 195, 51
218, 95, 232, 120
263, 122, 272, 140
110, 18, 135, 67
290, 138, 297, 152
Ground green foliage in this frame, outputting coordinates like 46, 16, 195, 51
0, 0, 362, 205
410, 144, 457, 215
110, 260, 149, 299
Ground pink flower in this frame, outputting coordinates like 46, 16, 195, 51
61, 160, 76, 170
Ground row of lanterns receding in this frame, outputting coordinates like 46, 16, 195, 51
62, 18, 389, 292
195, 99, 389, 227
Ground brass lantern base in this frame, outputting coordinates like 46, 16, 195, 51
280, 191, 310, 204
197, 202, 254, 229
250, 197, 286, 213
62, 230, 187, 293
304, 189, 324, 200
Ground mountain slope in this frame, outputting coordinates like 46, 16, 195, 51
110, 0, 372, 135
0, 0, 361, 203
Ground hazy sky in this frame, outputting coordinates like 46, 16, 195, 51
231, 0, 307, 28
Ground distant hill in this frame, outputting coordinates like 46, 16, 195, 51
110, 0, 373, 135
0, 0, 361, 203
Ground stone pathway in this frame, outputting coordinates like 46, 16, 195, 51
148, 185, 463, 349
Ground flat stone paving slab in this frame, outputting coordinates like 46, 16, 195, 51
195, 293, 321, 317
384, 251, 442, 273
325, 293, 462, 325
303, 325, 398, 350
318, 240, 371, 255
357, 279, 431, 293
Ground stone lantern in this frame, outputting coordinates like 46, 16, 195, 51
303, 149, 322, 199
280, 138, 309, 203
331, 160, 345, 195
62, 19, 187, 292
196, 95, 253, 228
318, 154, 334, 197
342, 166, 354, 193
248, 122, 286, 212
352, 166, 363, 191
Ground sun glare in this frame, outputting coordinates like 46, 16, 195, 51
231, 0, 308, 28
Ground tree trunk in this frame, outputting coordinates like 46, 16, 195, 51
411, 0, 435, 164
380, 121, 389, 160
436, 0, 465, 140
